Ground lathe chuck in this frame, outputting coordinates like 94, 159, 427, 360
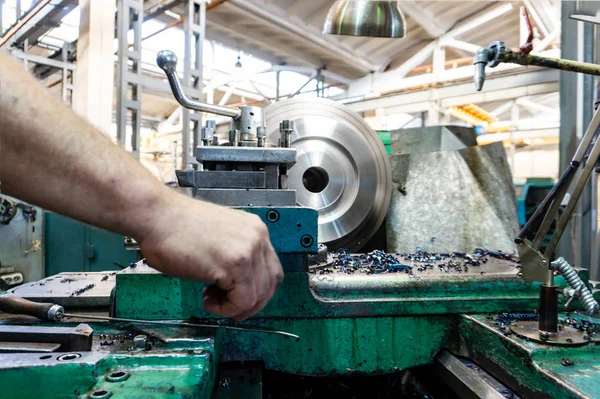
266, 97, 391, 252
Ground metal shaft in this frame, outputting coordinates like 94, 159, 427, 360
62, 313, 300, 340
501, 50, 600, 77
538, 285, 558, 333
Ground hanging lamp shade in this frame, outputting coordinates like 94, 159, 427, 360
322, 0, 405, 38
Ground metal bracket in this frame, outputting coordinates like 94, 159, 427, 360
516, 239, 550, 283
0, 324, 93, 352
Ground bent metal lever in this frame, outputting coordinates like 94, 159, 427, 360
156, 50, 242, 119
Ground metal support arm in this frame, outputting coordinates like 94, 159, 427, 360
514, 101, 600, 335
156, 50, 242, 119
473, 41, 600, 91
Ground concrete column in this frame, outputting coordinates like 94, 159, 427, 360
72, 0, 116, 136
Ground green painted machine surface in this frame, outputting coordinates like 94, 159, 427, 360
220, 316, 455, 375
0, 323, 217, 399
45, 212, 138, 276
115, 269, 549, 320
3, 206, 600, 398
459, 315, 600, 398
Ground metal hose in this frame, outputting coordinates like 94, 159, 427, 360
552, 257, 599, 314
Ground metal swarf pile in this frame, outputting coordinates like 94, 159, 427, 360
494, 312, 539, 336
318, 248, 519, 276
330, 249, 413, 275
561, 313, 600, 338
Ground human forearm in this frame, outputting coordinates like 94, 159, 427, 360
0, 50, 173, 240
0, 51, 284, 321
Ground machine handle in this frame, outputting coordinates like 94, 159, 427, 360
0, 296, 64, 321
156, 50, 242, 119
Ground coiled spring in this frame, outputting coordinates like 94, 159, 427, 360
552, 257, 599, 314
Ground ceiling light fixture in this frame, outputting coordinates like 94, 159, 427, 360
323, 0, 405, 38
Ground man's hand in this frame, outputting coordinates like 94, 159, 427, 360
136, 192, 284, 321
0, 51, 284, 321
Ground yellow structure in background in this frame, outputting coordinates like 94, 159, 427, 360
449, 104, 501, 129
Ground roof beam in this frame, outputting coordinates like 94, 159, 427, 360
524, 0, 550, 36
206, 15, 324, 68
3, 0, 78, 47
344, 68, 559, 114
443, 39, 482, 54
400, 1, 451, 37
489, 101, 515, 117
348, 2, 515, 92
516, 98, 556, 114
526, 0, 559, 33
266, 65, 352, 86
224, 0, 377, 74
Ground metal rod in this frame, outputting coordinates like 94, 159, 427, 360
157, 50, 241, 119
519, 162, 577, 239
538, 285, 558, 332
545, 126, 600, 258
531, 180, 572, 249
501, 49, 600, 77
141, 0, 230, 43
62, 313, 300, 340
572, 104, 600, 163
521, 105, 600, 250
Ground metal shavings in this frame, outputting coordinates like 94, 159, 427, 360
70, 283, 95, 297
322, 246, 515, 276
494, 312, 538, 336
560, 313, 600, 336
331, 249, 414, 275
60, 278, 76, 283
101, 275, 109, 282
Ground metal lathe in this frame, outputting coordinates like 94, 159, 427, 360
1, 48, 600, 399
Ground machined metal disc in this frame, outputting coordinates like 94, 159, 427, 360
265, 97, 391, 251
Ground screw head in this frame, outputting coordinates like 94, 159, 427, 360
265, 210, 280, 223
542, 260, 548, 266
300, 235, 314, 248
517, 272, 524, 279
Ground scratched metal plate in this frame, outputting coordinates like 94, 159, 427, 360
7, 272, 115, 307
387, 140, 519, 254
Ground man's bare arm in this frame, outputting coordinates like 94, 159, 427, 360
0, 51, 283, 321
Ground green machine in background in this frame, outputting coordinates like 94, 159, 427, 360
44, 212, 138, 275
377, 130, 392, 155
515, 178, 555, 228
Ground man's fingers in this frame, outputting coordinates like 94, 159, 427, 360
266, 242, 284, 292
234, 242, 270, 321
236, 243, 284, 321
202, 285, 239, 318
202, 272, 258, 319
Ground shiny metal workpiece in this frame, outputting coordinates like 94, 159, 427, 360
265, 98, 392, 252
